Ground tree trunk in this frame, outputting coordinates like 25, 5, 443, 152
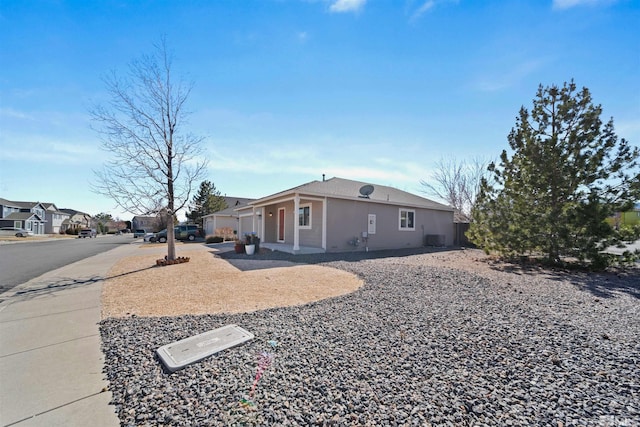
167, 224, 176, 261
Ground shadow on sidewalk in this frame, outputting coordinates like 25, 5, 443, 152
1, 266, 156, 303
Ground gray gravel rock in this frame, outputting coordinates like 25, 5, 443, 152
100, 251, 639, 426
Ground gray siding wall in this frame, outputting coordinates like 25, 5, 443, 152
239, 215, 254, 237
262, 207, 279, 242
299, 200, 323, 248
325, 199, 453, 253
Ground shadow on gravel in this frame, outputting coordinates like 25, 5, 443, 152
216, 246, 458, 266
486, 261, 640, 300
547, 270, 639, 300
217, 246, 640, 300
211, 253, 299, 272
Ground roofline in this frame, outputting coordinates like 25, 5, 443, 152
247, 190, 454, 212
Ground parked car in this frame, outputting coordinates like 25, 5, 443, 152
175, 224, 200, 241
151, 228, 169, 243
79, 228, 97, 238
143, 232, 155, 242
0, 227, 34, 237
151, 225, 200, 243
133, 229, 147, 238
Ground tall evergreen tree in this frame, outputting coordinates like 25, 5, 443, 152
468, 81, 639, 268
93, 212, 114, 234
187, 181, 227, 227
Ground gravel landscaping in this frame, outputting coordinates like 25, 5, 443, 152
100, 249, 639, 426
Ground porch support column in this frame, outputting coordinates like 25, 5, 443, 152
293, 194, 300, 251
322, 197, 327, 250
260, 208, 264, 241
252, 206, 256, 233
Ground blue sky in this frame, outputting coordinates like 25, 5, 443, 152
1, 0, 638, 220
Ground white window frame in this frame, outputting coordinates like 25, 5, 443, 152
398, 208, 415, 231
298, 204, 312, 229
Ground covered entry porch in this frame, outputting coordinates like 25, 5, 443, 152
239, 193, 327, 253
261, 242, 326, 255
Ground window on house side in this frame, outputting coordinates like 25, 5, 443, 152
299, 205, 311, 229
399, 209, 415, 230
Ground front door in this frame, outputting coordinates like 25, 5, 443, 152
278, 208, 285, 242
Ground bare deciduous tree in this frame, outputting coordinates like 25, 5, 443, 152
90, 38, 207, 260
420, 156, 489, 217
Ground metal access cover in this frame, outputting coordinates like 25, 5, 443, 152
157, 324, 254, 372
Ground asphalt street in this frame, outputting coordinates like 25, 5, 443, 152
0, 234, 136, 293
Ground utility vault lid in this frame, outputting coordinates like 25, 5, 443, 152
157, 324, 254, 372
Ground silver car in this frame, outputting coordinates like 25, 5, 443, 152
0, 227, 34, 237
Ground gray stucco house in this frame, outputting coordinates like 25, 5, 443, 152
227, 177, 454, 253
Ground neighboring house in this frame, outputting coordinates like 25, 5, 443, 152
105, 219, 127, 233
619, 203, 640, 227
607, 203, 640, 229
233, 177, 454, 254
42, 202, 71, 234
453, 210, 473, 247
202, 197, 255, 237
60, 209, 92, 231
0, 198, 47, 234
132, 215, 159, 232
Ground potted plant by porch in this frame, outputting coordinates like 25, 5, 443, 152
245, 243, 256, 255
234, 239, 245, 254
244, 232, 260, 255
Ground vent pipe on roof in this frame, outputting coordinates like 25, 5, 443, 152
322, 174, 325, 182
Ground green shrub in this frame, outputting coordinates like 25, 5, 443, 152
618, 224, 640, 243
206, 235, 224, 244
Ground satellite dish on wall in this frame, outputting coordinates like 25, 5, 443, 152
359, 185, 374, 198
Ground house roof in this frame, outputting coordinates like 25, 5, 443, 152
41, 202, 61, 211
453, 210, 471, 223
250, 177, 454, 211
0, 199, 45, 210
3, 212, 44, 221
203, 197, 256, 218
16, 201, 42, 208
60, 208, 90, 216
224, 197, 254, 207
0, 197, 20, 207
132, 215, 156, 220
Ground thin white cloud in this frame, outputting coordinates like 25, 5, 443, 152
0, 126, 98, 165
297, 31, 309, 44
207, 139, 425, 189
614, 117, 640, 141
329, 0, 366, 13
412, 0, 436, 20
410, 0, 459, 21
474, 58, 549, 92
0, 108, 35, 121
552, 0, 617, 10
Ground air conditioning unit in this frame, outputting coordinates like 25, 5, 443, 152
425, 234, 445, 247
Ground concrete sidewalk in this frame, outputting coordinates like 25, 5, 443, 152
0, 242, 143, 427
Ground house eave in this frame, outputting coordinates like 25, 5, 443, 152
248, 190, 454, 212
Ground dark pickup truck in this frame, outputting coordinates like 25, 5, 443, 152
79, 229, 97, 238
